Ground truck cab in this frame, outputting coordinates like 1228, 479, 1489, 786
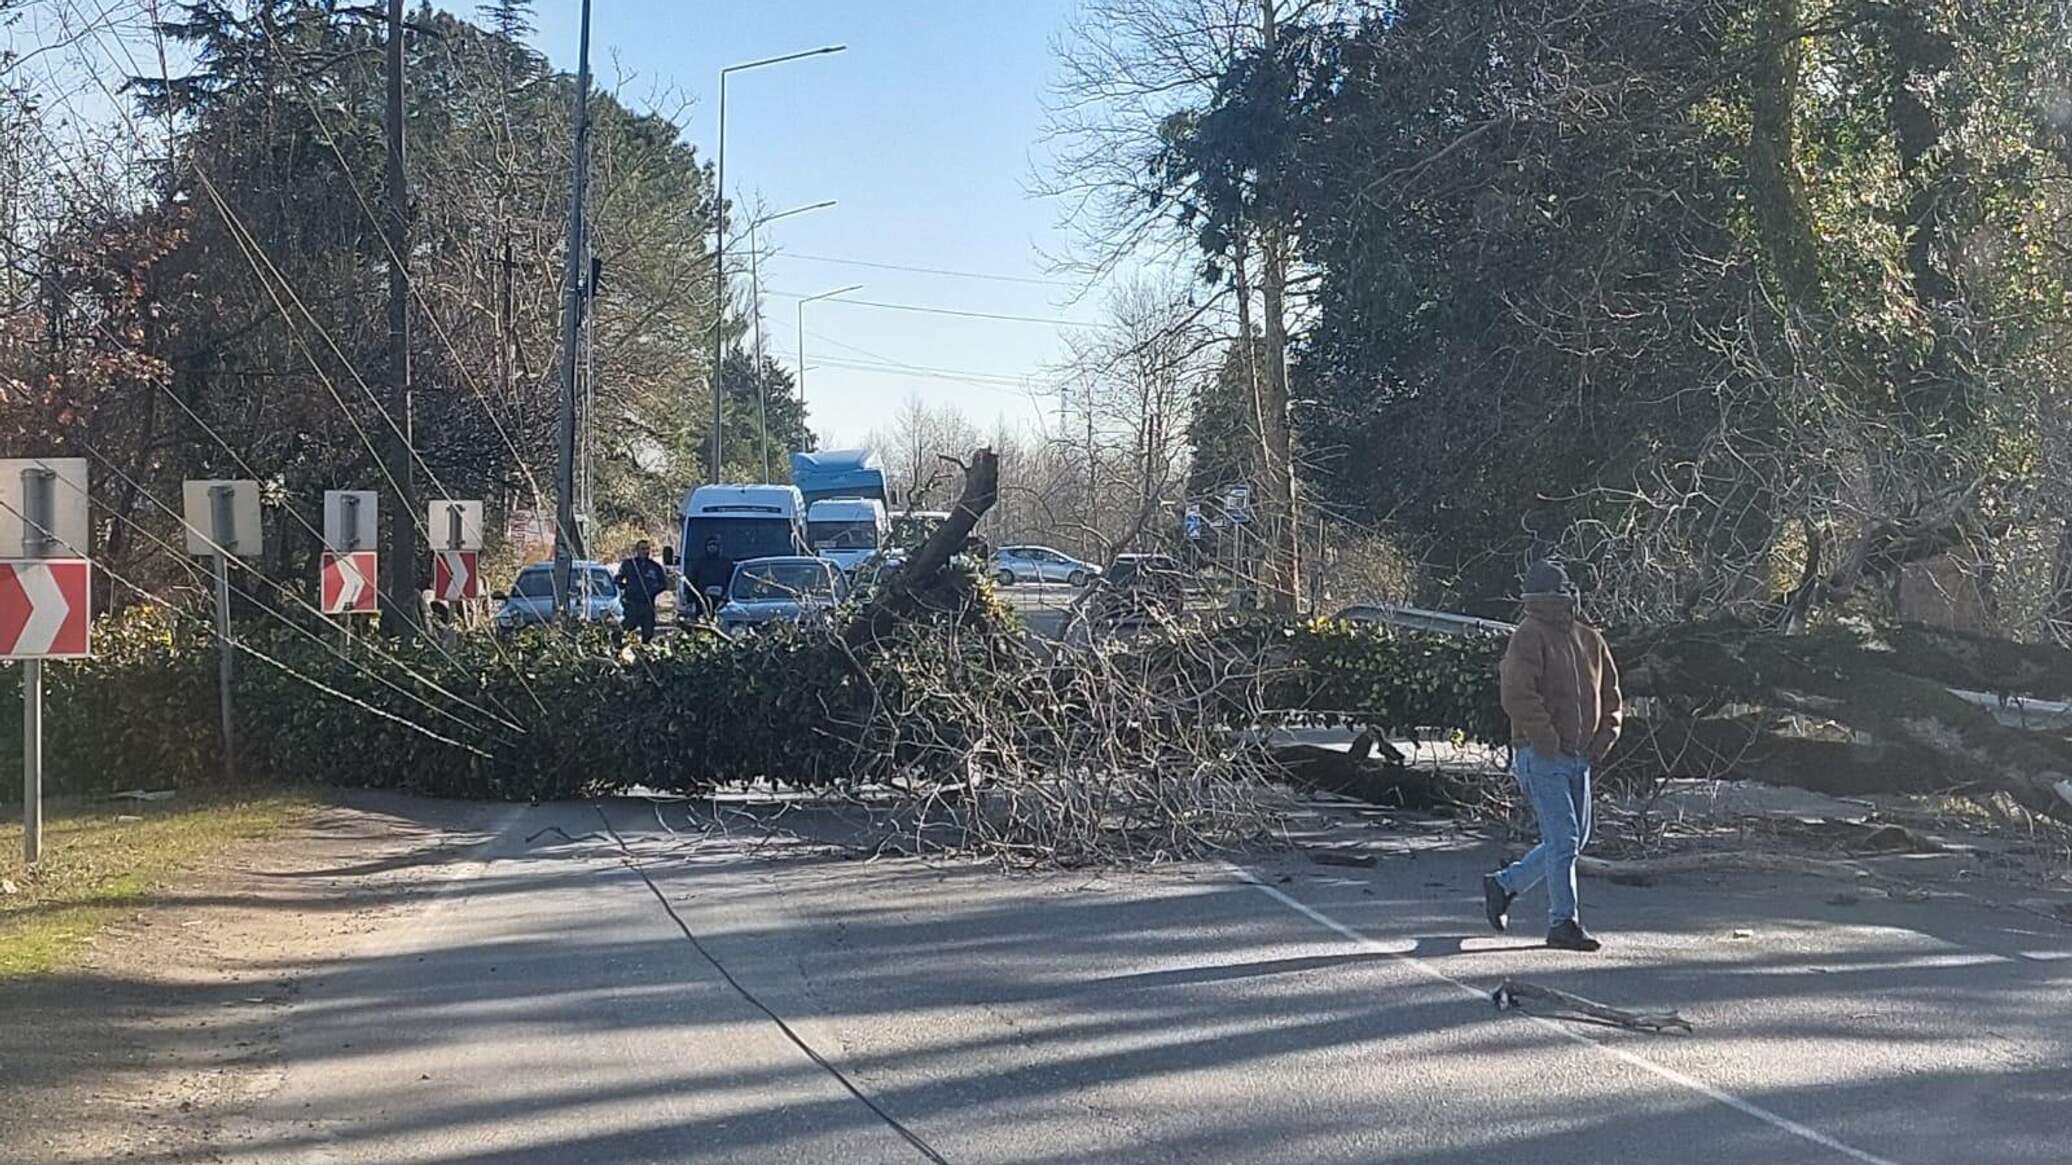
790, 448, 889, 508
678, 484, 808, 610
806, 497, 888, 577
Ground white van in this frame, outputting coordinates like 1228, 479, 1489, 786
806, 497, 888, 576
678, 484, 808, 608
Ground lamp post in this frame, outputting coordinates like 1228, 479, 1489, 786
796, 284, 864, 416
709, 45, 845, 482
746, 200, 836, 481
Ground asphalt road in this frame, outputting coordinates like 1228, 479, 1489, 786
193, 795, 2070, 1165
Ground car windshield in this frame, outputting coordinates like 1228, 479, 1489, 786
685, 516, 800, 562
1112, 557, 1180, 585
808, 520, 879, 550
512, 570, 554, 598
732, 562, 833, 602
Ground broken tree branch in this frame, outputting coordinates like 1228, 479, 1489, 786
1492, 979, 1695, 1034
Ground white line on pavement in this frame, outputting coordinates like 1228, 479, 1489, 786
1228, 863, 1902, 1165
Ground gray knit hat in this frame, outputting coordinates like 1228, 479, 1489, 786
1520, 559, 1576, 598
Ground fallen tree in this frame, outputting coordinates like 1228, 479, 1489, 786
1611, 621, 2072, 818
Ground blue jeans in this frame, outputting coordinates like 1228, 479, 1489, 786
1495, 747, 1592, 928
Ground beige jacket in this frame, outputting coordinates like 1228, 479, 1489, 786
1499, 597, 1622, 760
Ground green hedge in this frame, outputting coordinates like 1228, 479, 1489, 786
1, 593, 1513, 803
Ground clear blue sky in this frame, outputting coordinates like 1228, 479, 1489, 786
526, 0, 1099, 447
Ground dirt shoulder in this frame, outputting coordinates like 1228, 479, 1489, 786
0, 791, 519, 1165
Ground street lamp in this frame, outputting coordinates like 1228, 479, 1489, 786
709, 45, 846, 482
747, 199, 837, 480
797, 283, 864, 415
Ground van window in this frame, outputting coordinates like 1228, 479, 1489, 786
808, 519, 880, 550
684, 517, 802, 561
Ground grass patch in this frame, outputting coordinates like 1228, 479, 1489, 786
0, 791, 314, 978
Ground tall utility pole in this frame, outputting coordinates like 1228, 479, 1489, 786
1255, 0, 1299, 615
749, 216, 768, 482
708, 46, 847, 481
379, 0, 416, 637
553, 0, 593, 620
708, 72, 729, 482
795, 283, 861, 414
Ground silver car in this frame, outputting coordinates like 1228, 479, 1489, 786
990, 545, 1100, 587
715, 556, 848, 636
493, 561, 625, 631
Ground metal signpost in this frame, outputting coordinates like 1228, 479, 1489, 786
1, 457, 92, 865
322, 490, 380, 620
427, 500, 486, 606
183, 480, 261, 787
427, 499, 484, 552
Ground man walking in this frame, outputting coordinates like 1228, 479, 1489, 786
615, 539, 667, 643
1483, 560, 1622, 952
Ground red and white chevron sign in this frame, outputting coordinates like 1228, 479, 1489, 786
432, 550, 481, 602
0, 559, 91, 659
321, 550, 378, 615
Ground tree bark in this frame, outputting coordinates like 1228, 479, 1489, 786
846, 448, 1000, 649
1614, 621, 2072, 816
1745, 0, 1818, 301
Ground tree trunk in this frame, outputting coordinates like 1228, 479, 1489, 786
1615, 621, 2072, 817
846, 448, 1000, 649
2051, 517, 2072, 645
1745, 0, 1818, 301
1258, 223, 1299, 616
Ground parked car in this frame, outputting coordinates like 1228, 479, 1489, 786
715, 556, 848, 636
1090, 552, 1190, 617
991, 545, 1100, 587
493, 561, 624, 632
1106, 552, 1188, 593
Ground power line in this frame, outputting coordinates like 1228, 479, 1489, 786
798, 330, 1047, 387
41, 9, 568, 697
777, 252, 1078, 288
4, 228, 545, 721
0, 488, 493, 758
763, 289, 1108, 329
780, 354, 1037, 395
73, 447, 527, 737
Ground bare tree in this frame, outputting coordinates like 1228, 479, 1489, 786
1050, 276, 1212, 560
1041, 0, 1356, 610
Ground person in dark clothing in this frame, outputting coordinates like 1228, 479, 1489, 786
687, 536, 732, 621
1482, 559, 1622, 952
615, 540, 668, 642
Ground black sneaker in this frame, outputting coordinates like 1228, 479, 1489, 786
1546, 920, 1602, 952
1482, 874, 1515, 933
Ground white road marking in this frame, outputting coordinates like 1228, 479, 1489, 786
1229, 863, 1903, 1165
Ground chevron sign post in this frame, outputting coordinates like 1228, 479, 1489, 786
1, 556, 91, 867
0, 559, 90, 659
321, 551, 379, 615
432, 550, 481, 602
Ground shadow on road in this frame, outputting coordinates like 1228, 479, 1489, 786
6, 792, 2069, 1164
